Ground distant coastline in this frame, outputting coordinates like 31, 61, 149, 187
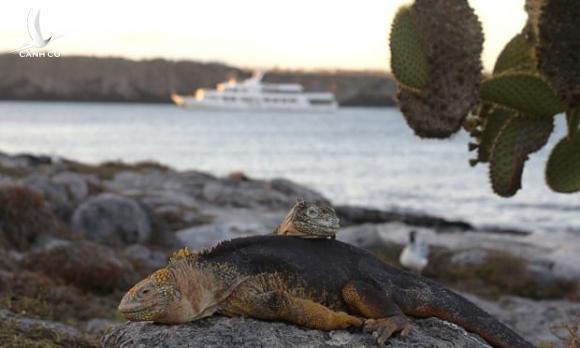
0, 53, 397, 107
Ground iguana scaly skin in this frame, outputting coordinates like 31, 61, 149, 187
272, 200, 339, 238
119, 236, 532, 347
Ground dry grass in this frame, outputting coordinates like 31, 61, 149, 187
440, 250, 578, 300
0, 164, 28, 178
370, 242, 578, 300
0, 271, 121, 323
65, 160, 169, 180
0, 186, 72, 251
549, 322, 579, 348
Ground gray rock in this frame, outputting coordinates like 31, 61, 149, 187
106, 170, 189, 196
201, 181, 291, 209
176, 208, 283, 250
23, 174, 72, 218
101, 316, 490, 348
176, 223, 235, 250
268, 178, 330, 204
52, 171, 95, 203
124, 244, 167, 273
0, 152, 52, 168
463, 294, 580, 346
0, 309, 90, 347
85, 318, 120, 336
71, 193, 152, 246
338, 224, 383, 248
202, 178, 328, 210
105, 169, 328, 211
0, 175, 15, 186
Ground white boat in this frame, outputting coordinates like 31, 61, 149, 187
171, 72, 338, 112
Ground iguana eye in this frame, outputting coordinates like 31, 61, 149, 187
306, 207, 319, 218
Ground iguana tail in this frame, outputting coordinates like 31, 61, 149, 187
398, 284, 533, 348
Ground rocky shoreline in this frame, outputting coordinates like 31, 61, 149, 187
0, 151, 578, 347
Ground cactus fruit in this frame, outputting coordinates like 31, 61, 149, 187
546, 135, 580, 193
389, 7, 428, 89
536, 0, 580, 107
490, 116, 554, 197
480, 73, 566, 117
493, 33, 536, 75
390, 0, 483, 138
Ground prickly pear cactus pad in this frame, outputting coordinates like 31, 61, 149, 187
489, 116, 554, 197
390, 0, 483, 138
389, 7, 428, 89
480, 73, 566, 117
546, 135, 580, 193
493, 33, 536, 75
390, 0, 579, 196
470, 105, 513, 164
536, 0, 580, 107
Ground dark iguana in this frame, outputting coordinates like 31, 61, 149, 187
118, 236, 532, 347
272, 200, 339, 238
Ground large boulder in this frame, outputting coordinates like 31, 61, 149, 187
123, 244, 168, 275
176, 208, 283, 250
51, 171, 97, 203
22, 174, 72, 218
71, 193, 152, 246
176, 223, 235, 251
101, 316, 490, 348
202, 178, 328, 210
0, 152, 52, 169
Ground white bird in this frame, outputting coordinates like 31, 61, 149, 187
12, 9, 60, 52
399, 230, 429, 273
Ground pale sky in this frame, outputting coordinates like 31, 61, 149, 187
0, 1, 527, 71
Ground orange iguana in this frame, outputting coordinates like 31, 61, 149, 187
118, 202, 532, 348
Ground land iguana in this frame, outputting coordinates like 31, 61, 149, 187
272, 200, 339, 238
119, 236, 532, 347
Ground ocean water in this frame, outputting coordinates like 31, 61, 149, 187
0, 101, 578, 233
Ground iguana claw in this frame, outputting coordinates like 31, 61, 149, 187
364, 316, 411, 345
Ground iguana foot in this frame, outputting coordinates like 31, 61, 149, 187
363, 315, 411, 345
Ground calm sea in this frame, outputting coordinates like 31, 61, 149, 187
0, 101, 578, 233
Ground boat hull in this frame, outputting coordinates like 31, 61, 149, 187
171, 94, 338, 112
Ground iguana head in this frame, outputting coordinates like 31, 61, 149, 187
278, 200, 340, 238
118, 268, 189, 323
118, 254, 221, 323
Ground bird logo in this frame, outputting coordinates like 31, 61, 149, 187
12, 9, 61, 52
